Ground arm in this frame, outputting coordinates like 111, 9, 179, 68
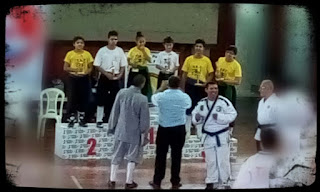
181, 71, 187, 92
191, 101, 205, 125
115, 66, 125, 80
170, 66, 179, 74
206, 59, 214, 82
222, 77, 242, 85
206, 72, 214, 82
215, 100, 238, 125
96, 66, 114, 80
156, 64, 166, 71
139, 99, 150, 134
107, 91, 122, 133
85, 62, 93, 75
64, 62, 80, 73
154, 80, 168, 94
141, 47, 151, 63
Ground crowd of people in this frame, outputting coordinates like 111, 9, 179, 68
62, 30, 315, 189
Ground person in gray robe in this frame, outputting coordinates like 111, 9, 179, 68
107, 74, 150, 189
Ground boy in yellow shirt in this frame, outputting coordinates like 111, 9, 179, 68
63, 36, 94, 127
127, 32, 152, 101
215, 45, 242, 128
181, 39, 214, 137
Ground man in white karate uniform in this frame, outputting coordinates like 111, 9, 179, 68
233, 128, 279, 189
192, 81, 237, 189
254, 80, 278, 151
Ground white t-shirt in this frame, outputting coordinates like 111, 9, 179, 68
155, 51, 179, 71
93, 46, 128, 74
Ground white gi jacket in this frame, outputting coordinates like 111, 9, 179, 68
233, 151, 276, 189
254, 93, 278, 141
191, 95, 237, 148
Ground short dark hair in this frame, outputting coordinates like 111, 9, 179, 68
226, 45, 238, 55
195, 39, 205, 47
133, 74, 146, 87
168, 75, 180, 88
73, 36, 85, 44
108, 30, 118, 38
136, 31, 144, 41
205, 81, 218, 88
163, 36, 174, 44
260, 128, 278, 150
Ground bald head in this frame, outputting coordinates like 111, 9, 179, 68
259, 79, 274, 98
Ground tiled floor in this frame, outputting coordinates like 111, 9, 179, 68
6, 97, 259, 189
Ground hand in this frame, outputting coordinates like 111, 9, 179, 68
138, 46, 145, 51
216, 77, 224, 82
113, 74, 121, 80
185, 131, 191, 140
141, 133, 149, 147
195, 113, 204, 122
107, 128, 115, 136
105, 72, 115, 80
160, 80, 168, 90
131, 63, 138, 68
229, 127, 233, 136
212, 113, 218, 120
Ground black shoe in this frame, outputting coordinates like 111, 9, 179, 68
108, 180, 116, 188
171, 183, 182, 189
205, 183, 214, 190
79, 120, 88, 127
96, 121, 104, 128
68, 115, 76, 128
68, 121, 75, 128
125, 181, 138, 189
149, 181, 161, 189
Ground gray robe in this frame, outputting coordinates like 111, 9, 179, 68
108, 86, 150, 145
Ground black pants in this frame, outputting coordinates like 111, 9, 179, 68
218, 84, 237, 127
96, 75, 120, 122
66, 75, 91, 118
153, 124, 186, 186
185, 78, 206, 115
127, 67, 152, 101
157, 71, 174, 89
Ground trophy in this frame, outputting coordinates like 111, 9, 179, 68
166, 57, 172, 74
194, 67, 204, 86
77, 61, 85, 75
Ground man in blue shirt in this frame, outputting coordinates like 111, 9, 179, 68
149, 76, 192, 189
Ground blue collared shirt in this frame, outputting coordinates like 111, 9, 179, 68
151, 89, 192, 127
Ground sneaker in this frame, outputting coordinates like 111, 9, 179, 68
107, 180, 116, 188
205, 183, 214, 190
96, 121, 104, 128
149, 181, 161, 189
171, 183, 182, 189
125, 181, 138, 189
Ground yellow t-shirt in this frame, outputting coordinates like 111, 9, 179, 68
127, 46, 151, 67
182, 55, 214, 83
64, 50, 94, 75
216, 57, 242, 80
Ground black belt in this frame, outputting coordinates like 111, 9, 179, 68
258, 123, 276, 129
202, 127, 230, 147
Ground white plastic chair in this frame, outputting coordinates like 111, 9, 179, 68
37, 88, 65, 140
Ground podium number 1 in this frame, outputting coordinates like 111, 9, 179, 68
87, 138, 97, 155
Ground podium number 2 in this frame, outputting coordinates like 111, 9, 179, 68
87, 138, 96, 155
